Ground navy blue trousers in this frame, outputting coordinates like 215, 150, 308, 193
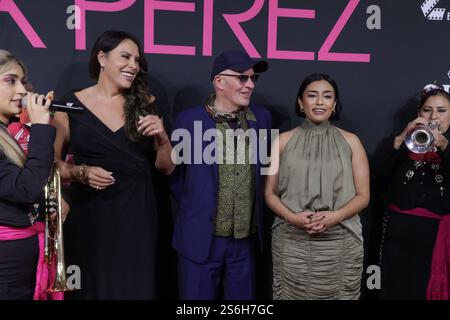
178, 236, 255, 300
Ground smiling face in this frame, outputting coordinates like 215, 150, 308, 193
214, 68, 256, 112
98, 38, 140, 90
298, 80, 337, 124
0, 62, 26, 123
419, 94, 450, 134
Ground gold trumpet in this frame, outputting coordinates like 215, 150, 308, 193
44, 166, 72, 292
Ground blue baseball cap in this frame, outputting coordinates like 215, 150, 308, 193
211, 49, 268, 81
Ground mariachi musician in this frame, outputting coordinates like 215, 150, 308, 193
0, 50, 67, 300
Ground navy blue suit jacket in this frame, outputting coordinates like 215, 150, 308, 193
170, 105, 271, 263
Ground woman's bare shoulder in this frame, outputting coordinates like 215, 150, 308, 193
336, 127, 365, 153
278, 127, 300, 152
74, 86, 96, 101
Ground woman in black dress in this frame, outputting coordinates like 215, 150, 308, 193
53, 31, 174, 299
377, 85, 450, 300
0, 50, 56, 299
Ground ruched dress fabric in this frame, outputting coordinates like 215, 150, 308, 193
272, 119, 363, 300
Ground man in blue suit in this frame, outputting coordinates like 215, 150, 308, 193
170, 49, 271, 299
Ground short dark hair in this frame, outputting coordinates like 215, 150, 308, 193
295, 73, 342, 120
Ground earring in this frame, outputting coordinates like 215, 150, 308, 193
300, 107, 304, 113
100, 65, 105, 71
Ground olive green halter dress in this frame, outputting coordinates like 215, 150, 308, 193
272, 119, 363, 300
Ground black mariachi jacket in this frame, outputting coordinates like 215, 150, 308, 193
374, 131, 450, 215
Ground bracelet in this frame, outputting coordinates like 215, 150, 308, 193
75, 164, 87, 184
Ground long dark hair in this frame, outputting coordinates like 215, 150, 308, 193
89, 30, 157, 141
295, 73, 342, 120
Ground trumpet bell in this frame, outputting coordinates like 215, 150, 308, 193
404, 123, 436, 154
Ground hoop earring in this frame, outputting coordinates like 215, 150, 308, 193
100, 65, 105, 71
300, 108, 304, 113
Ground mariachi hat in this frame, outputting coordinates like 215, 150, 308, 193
211, 49, 268, 81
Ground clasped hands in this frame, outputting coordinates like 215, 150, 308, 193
288, 210, 341, 235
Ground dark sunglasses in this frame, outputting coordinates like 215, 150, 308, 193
219, 73, 260, 84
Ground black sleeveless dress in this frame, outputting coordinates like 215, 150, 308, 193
63, 92, 158, 299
